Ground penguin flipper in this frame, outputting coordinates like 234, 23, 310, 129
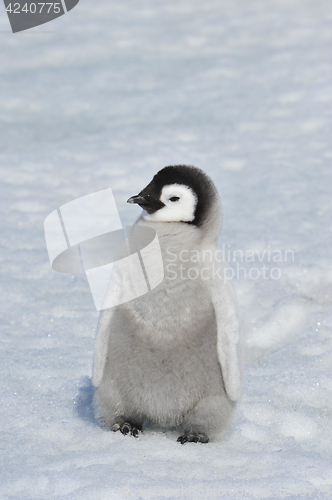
211, 266, 241, 402
92, 307, 114, 387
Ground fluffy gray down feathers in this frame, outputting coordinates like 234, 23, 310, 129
93, 166, 241, 441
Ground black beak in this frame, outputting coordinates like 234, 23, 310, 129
127, 195, 151, 207
127, 193, 165, 214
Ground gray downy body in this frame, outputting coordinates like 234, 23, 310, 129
95, 219, 236, 438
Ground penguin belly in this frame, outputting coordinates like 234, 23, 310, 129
102, 295, 225, 426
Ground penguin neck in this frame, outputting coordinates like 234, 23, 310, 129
136, 218, 205, 250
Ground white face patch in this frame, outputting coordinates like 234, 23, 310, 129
143, 184, 197, 223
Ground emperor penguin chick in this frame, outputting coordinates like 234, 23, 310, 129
93, 165, 242, 444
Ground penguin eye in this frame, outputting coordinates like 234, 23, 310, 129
169, 196, 180, 202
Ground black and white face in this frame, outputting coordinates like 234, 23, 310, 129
143, 184, 197, 223
127, 165, 216, 227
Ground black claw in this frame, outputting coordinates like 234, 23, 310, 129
177, 433, 209, 444
177, 435, 188, 444
111, 421, 141, 437
132, 427, 139, 438
120, 422, 131, 435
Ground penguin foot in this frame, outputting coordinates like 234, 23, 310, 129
111, 422, 141, 438
177, 433, 209, 444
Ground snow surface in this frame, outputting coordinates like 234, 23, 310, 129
1, 0, 332, 498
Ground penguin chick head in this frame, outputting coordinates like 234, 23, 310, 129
127, 165, 219, 228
